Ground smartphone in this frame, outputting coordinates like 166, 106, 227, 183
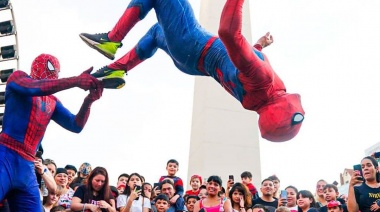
374, 152, 380, 158
35, 151, 43, 159
280, 190, 288, 206
153, 183, 160, 190
229, 175, 234, 181
353, 164, 364, 181
134, 185, 141, 200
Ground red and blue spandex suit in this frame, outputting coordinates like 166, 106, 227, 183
0, 54, 100, 211
105, 0, 305, 142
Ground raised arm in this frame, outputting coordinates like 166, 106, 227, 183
6, 67, 99, 97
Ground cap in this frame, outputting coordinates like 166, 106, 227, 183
117, 184, 126, 189
327, 201, 342, 208
78, 162, 92, 175
55, 168, 68, 176
65, 164, 77, 173
190, 174, 202, 185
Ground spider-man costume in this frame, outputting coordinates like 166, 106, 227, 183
82, 0, 305, 142
0, 54, 102, 211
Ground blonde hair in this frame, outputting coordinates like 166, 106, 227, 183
275, 206, 290, 212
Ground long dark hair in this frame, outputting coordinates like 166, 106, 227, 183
228, 182, 252, 209
122, 172, 144, 196
83, 167, 112, 204
362, 156, 380, 183
297, 190, 316, 212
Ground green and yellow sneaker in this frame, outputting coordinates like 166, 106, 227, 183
79, 33, 122, 60
93, 66, 126, 89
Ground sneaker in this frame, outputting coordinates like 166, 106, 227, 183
91, 66, 125, 78
79, 33, 122, 60
102, 70, 126, 89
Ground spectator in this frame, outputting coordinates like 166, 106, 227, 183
159, 159, 184, 205
71, 166, 116, 212
118, 174, 130, 187
185, 196, 199, 212
228, 182, 252, 212
186, 175, 202, 196
252, 204, 270, 212
43, 186, 64, 212
155, 194, 171, 212
326, 201, 343, 212
284, 186, 298, 211
252, 179, 278, 212
143, 183, 153, 200
348, 156, 380, 212
275, 207, 290, 212
64, 164, 77, 186
296, 190, 318, 212
193, 175, 232, 212
315, 180, 327, 208
44, 159, 57, 176
71, 162, 92, 186
319, 184, 347, 212
198, 185, 207, 200
54, 168, 75, 210
117, 173, 151, 212
118, 184, 127, 195
50, 205, 66, 212
268, 175, 280, 199
240, 171, 259, 199
34, 155, 57, 198
160, 179, 185, 212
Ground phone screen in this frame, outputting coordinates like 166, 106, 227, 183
353, 164, 364, 180
135, 185, 142, 191
229, 175, 234, 181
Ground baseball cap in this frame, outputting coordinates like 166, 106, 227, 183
327, 201, 341, 208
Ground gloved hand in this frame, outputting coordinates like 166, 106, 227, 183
85, 81, 104, 102
76, 67, 101, 90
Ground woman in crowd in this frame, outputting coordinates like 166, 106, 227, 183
314, 180, 327, 208
43, 186, 64, 212
284, 186, 298, 211
296, 190, 318, 212
142, 183, 153, 201
70, 166, 116, 212
193, 175, 232, 212
228, 182, 252, 212
117, 172, 151, 212
348, 156, 380, 212
54, 168, 75, 210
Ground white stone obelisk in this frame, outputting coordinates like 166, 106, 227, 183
187, 0, 262, 189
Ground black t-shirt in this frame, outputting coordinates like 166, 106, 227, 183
73, 185, 115, 212
252, 197, 278, 212
354, 183, 380, 212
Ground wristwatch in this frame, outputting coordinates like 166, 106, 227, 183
41, 168, 47, 176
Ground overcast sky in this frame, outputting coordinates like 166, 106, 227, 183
2, 0, 380, 193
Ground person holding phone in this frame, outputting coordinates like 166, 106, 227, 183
347, 156, 380, 212
117, 173, 151, 212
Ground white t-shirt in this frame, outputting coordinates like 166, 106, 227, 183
57, 187, 75, 209
117, 194, 151, 212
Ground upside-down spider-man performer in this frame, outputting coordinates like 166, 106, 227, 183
80, 0, 305, 142
0, 54, 103, 211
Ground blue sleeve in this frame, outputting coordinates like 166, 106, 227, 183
175, 197, 185, 212
51, 100, 82, 133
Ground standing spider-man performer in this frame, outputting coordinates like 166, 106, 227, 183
80, 0, 305, 142
0, 54, 103, 211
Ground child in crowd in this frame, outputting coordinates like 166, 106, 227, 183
155, 194, 170, 212
159, 159, 184, 204
186, 175, 202, 196
198, 185, 207, 200
185, 195, 199, 212
50, 205, 66, 212
319, 184, 347, 212
326, 201, 343, 212
241, 171, 259, 199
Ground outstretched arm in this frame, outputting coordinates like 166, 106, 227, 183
6, 67, 99, 96
52, 82, 103, 133
218, 0, 267, 71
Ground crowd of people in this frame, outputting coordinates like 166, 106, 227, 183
1, 155, 379, 212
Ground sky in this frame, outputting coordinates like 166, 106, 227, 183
2, 0, 380, 194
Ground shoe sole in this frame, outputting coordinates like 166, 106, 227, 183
103, 77, 125, 89
79, 34, 115, 60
